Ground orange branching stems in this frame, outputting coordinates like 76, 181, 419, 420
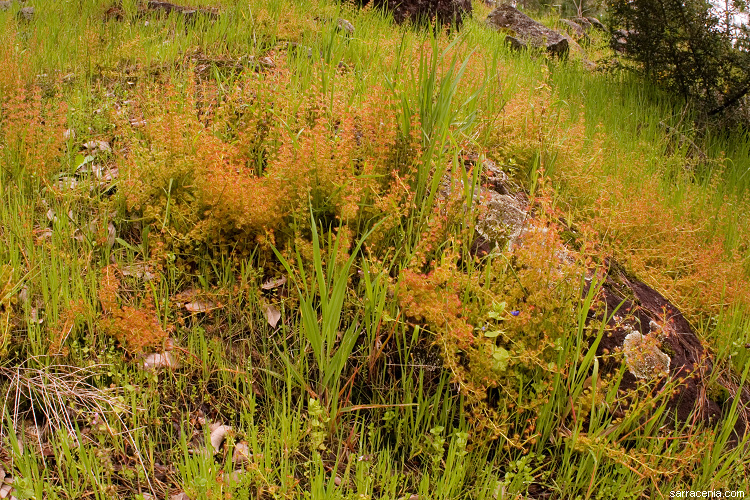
0, 28, 67, 181
98, 265, 167, 353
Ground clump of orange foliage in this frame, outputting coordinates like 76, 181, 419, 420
98, 265, 167, 353
0, 28, 67, 181
490, 70, 750, 324
118, 55, 432, 266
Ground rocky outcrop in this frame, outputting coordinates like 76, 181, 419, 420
591, 266, 729, 429
487, 4, 570, 57
559, 18, 588, 42
2, 1, 34, 21
336, 18, 355, 35
18, 5, 32, 20
472, 159, 527, 254
358, 0, 472, 29
569, 16, 592, 31
585, 16, 606, 31
567, 16, 607, 33
105, 1, 220, 22
610, 29, 632, 53
470, 158, 749, 442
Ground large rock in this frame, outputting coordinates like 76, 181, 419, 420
592, 268, 718, 422
559, 18, 587, 41
610, 29, 632, 53
473, 159, 527, 253
18, 5, 33, 20
585, 16, 606, 31
470, 159, 749, 443
569, 16, 593, 31
487, 4, 570, 57
104, 1, 219, 22
360, 0, 472, 29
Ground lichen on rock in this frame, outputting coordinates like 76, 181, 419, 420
475, 191, 527, 252
622, 329, 671, 379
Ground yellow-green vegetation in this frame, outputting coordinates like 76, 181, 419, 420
0, 0, 749, 498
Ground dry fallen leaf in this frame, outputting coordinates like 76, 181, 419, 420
261, 275, 287, 290
102, 167, 119, 183
223, 469, 244, 485
75, 159, 96, 175
191, 409, 206, 427
83, 140, 111, 153
29, 308, 43, 325
173, 288, 200, 302
170, 493, 192, 500
184, 300, 217, 313
209, 424, 232, 453
121, 263, 155, 281
263, 303, 281, 328
91, 164, 119, 182
232, 442, 251, 466
0, 483, 12, 499
56, 176, 78, 190
35, 228, 53, 242
107, 222, 116, 248
142, 352, 179, 371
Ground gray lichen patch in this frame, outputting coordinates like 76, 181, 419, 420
648, 319, 670, 341
476, 191, 527, 251
623, 330, 671, 379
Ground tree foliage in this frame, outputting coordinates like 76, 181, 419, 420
608, 0, 750, 117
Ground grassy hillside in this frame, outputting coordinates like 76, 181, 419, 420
0, 0, 749, 498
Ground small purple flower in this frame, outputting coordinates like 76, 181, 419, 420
510, 310, 520, 317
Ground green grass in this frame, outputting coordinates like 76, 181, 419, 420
0, 0, 749, 498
